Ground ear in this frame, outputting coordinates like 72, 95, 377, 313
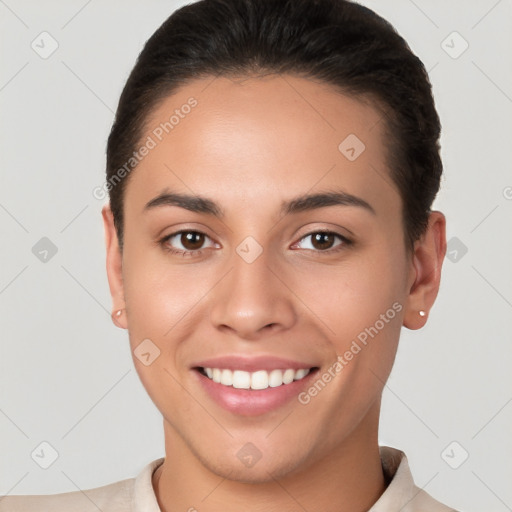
402, 210, 447, 330
102, 204, 127, 329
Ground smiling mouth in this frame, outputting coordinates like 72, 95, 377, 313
195, 366, 318, 391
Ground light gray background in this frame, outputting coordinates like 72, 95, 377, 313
1, 1, 511, 510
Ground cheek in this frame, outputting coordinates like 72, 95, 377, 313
292, 247, 404, 336
292, 254, 404, 428
120, 248, 206, 414
288, 245, 406, 407
122, 244, 216, 349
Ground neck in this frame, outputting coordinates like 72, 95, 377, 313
153, 405, 386, 512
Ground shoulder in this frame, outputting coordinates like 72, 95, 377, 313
407, 487, 460, 512
0, 457, 164, 512
0, 476, 134, 512
374, 446, 461, 512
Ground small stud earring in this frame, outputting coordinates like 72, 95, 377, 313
112, 309, 124, 322
419, 310, 426, 317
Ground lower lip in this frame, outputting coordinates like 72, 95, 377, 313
193, 368, 318, 416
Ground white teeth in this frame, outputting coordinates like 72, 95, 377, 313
282, 368, 295, 384
294, 368, 308, 380
251, 370, 268, 390
202, 367, 311, 390
220, 369, 233, 386
268, 369, 283, 388
232, 370, 251, 389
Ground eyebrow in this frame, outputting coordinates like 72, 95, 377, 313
144, 189, 222, 216
282, 190, 376, 216
143, 188, 376, 217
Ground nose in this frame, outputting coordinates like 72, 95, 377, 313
209, 247, 297, 340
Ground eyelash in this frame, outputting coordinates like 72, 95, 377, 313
158, 230, 353, 258
159, 231, 217, 258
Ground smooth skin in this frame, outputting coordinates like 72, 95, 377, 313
102, 74, 446, 512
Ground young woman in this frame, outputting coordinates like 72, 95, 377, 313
1, 0, 457, 510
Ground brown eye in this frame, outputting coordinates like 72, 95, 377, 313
310, 232, 336, 250
293, 231, 351, 253
180, 231, 205, 250
161, 230, 217, 255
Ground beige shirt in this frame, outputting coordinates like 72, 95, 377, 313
0, 447, 458, 511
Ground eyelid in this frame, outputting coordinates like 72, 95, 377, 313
158, 226, 353, 256
293, 221, 354, 239
169, 229, 214, 242
291, 230, 352, 251
156, 221, 218, 239
157, 229, 220, 259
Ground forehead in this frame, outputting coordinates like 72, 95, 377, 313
124, 74, 401, 221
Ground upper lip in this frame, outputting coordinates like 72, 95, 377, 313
192, 355, 318, 372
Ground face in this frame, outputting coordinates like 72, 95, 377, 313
103, 74, 443, 482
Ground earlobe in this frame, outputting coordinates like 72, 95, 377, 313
402, 211, 447, 330
101, 204, 127, 329
111, 308, 126, 329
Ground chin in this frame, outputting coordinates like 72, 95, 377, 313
198, 446, 309, 484
209, 462, 295, 484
